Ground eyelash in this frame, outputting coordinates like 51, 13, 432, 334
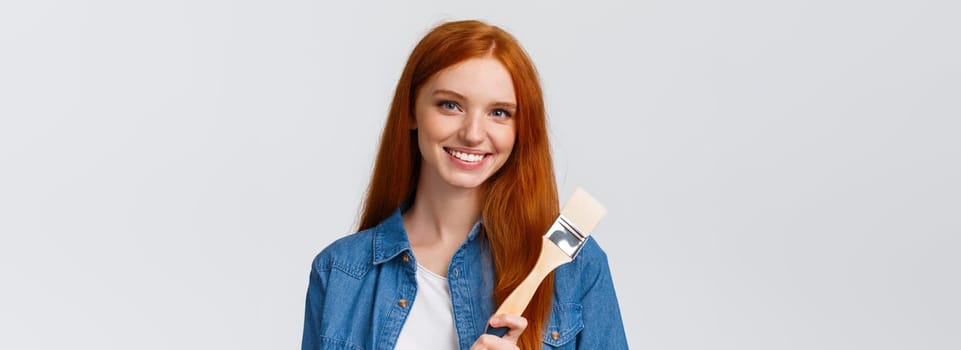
436, 100, 513, 118
438, 101, 461, 112
491, 109, 512, 118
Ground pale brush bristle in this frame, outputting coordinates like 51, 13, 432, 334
560, 187, 607, 235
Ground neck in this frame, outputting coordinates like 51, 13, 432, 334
404, 180, 483, 244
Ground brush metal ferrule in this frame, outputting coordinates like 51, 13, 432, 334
545, 214, 588, 259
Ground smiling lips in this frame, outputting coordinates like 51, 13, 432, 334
444, 147, 488, 163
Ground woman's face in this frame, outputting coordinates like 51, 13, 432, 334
412, 56, 517, 191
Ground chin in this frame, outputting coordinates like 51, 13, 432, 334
446, 181, 487, 190
442, 174, 490, 190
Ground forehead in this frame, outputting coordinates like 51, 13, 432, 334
422, 57, 516, 103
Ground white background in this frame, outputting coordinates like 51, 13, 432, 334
1, 0, 959, 349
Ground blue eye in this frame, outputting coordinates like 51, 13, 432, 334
491, 109, 512, 118
438, 101, 459, 111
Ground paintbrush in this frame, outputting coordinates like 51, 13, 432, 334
487, 186, 607, 336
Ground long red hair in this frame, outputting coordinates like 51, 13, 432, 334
358, 20, 558, 349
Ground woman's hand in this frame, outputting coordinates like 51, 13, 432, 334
470, 314, 528, 350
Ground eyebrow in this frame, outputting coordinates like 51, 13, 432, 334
432, 89, 517, 110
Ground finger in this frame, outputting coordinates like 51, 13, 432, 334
469, 334, 520, 350
488, 314, 528, 343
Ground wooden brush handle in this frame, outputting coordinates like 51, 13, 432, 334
493, 236, 573, 316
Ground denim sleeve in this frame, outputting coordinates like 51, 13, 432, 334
577, 248, 630, 349
301, 255, 326, 350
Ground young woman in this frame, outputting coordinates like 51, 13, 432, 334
302, 20, 628, 350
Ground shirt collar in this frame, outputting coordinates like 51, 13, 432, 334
371, 207, 484, 265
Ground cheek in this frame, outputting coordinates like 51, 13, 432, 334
417, 116, 446, 144
416, 128, 435, 161
414, 115, 449, 159
495, 126, 517, 154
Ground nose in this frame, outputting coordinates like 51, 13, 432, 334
459, 113, 484, 146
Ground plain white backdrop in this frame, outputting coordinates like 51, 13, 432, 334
1, 0, 959, 349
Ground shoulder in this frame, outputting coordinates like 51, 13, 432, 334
575, 236, 610, 266
552, 236, 613, 300
563, 236, 611, 274
310, 226, 376, 278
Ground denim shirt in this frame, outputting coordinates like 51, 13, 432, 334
302, 208, 629, 349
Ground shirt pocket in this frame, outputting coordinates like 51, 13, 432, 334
542, 303, 584, 349
314, 260, 370, 350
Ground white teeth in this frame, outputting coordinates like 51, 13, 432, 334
449, 149, 484, 163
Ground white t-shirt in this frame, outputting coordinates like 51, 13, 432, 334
394, 264, 459, 350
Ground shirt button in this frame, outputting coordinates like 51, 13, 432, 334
453, 268, 459, 276
402, 254, 409, 263
550, 331, 559, 340
398, 299, 408, 308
